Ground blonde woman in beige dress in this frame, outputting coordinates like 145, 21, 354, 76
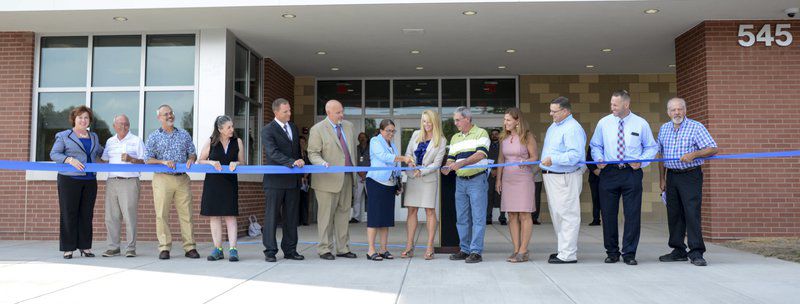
496, 107, 539, 263
401, 110, 447, 260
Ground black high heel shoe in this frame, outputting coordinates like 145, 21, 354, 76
79, 250, 95, 257
63, 251, 73, 259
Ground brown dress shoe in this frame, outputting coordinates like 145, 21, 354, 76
159, 250, 170, 260
185, 249, 200, 259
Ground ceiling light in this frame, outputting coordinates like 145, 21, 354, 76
112, 16, 128, 22
316, 51, 327, 55
602, 48, 613, 52
505, 49, 516, 53
410, 50, 421, 54
668, 64, 676, 68
462, 11, 477, 16
585, 65, 595, 68
498, 65, 507, 69
644, 9, 659, 14
415, 66, 424, 70
330, 67, 339, 71
282, 13, 296, 18
414, 88, 422, 92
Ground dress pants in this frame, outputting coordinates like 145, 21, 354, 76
352, 178, 366, 221
104, 177, 140, 252
599, 166, 643, 258
152, 173, 195, 252
455, 173, 488, 254
315, 174, 353, 255
666, 168, 706, 259
543, 170, 583, 261
263, 188, 300, 255
57, 175, 97, 252
299, 189, 309, 225
589, 179, 601, 222
531, 181, 543, 221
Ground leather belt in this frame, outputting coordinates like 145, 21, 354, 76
667, 166, 699, 174
457, 172, 485, 180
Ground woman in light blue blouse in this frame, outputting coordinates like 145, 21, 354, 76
364, 119, 415, 261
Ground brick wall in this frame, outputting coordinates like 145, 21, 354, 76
0, 33, 299, 245
676, 20, 800, 240
519, 74, 676, 222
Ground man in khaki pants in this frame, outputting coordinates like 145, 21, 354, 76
101, 114, 145, 258
145, 104, 199, 260
307, 100, 358, 260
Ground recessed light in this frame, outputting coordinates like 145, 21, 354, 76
586, 65, 595, 68
644, 9, 659, 14
316, 51, 327, 55
282, 13, 296, 18
330, 67, 339, 71
498, 65, 507, 69
112, 16, 128, 22
668, 64, 676, 68
410, 50, 421, 54
414, 88, 422, 92
505, 49, 516, 53
462, 10, 477, 16
602, 48, 613, 52
415, 66, 424, 70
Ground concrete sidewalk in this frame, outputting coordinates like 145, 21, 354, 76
1, 222, 797, 304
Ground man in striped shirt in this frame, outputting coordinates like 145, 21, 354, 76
441, 106, 490, 263
657, 97, 718, 267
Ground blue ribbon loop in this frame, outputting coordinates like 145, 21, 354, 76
3, 150, 799, 174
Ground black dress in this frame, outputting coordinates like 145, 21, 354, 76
200, 138, 239, 216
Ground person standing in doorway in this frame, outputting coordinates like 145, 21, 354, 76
351, 132, 369, 223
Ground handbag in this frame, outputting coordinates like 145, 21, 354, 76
248, 215, 262, 237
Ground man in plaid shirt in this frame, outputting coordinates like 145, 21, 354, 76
657, 97, 718, 267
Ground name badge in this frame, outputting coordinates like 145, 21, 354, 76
631, 132, 640, 136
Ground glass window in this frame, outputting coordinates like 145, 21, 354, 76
316, 80, 361, 116
92, 36, 141, 87
90, 92, 140, 144
39, 37, 88, 88
234, 44, 248, 94
143, 91, 194, 141
36, 92, 85, 161
393, 79, 437, 116
441, 79, 467, 116
248, 101, 261, 165
365, 80, 390, 116
364, 118, 381, 139
469, 78, 516, 115
233, 97, 247, 142
248, 53, 260, 99
145, 35, 195, 86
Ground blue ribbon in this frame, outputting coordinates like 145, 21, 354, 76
2, 150, 799, 174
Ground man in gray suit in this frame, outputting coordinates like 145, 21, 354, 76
307, 100, 358, 260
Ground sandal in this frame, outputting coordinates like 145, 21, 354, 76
519, 252, 530, 262
424, 250, 435, 260
506, 252, 517, 262
380, 251, 394, 260
366, 252, 383, 261
401, 248, 415, 259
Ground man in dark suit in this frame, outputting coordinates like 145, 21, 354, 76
262, 98, 306, 262
586, 146, 601, 226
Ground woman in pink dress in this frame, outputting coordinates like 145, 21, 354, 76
495, 107, 539, 263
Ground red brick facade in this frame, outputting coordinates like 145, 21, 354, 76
676, 21, 800, 240
0, 33, 296, 243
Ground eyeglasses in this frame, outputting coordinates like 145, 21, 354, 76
549, 108, 565, 114
383, 129, 396, 134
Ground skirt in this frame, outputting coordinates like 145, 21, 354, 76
366, 178, 396, 228
404, 176, 438, 209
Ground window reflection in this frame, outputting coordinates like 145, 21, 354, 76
37, 92, 85, 161
145, 35, 195, 86
316, 80, 361, 116
393, 79, 437, 116
92, 36, 141, 87
40, 37, 88, 88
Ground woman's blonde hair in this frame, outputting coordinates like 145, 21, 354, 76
418, 109, 443, 147
499, 107, 532, 145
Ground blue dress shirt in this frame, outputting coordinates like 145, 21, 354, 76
539, 114, 586, 173
590, 112, 659, 167
366, 135, 400, 183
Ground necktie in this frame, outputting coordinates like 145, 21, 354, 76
283, 123, 292, 141
617, 119, 625, 162
336, 125, 353, 167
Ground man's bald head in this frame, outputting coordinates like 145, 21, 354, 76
325, 99, 344, 124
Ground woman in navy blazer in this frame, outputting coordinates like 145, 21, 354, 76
364, 119, 415, 261
50, 106, 104, 259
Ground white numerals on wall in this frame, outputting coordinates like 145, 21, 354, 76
738, 24, 793, 47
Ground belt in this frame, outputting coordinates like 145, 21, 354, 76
108, 176, 139, 180
457, 172, 485, 180
542, 170, 568, 174
157, 172, 187, 176
607, 163, 630, 169
667, 166, 699, 174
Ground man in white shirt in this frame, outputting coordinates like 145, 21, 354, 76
101, 114, 145, 258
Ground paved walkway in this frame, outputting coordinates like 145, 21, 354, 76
1, 222, 798, 304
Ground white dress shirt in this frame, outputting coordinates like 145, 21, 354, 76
101, 132, 146, 178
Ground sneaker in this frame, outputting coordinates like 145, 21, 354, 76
229, 248, 239, 262
207, 247, 224, 261
125, 250, 136, 257
690, 257, 708, 266
102, 249, 120, 257
659, 252, 689, 262
449, 251, 469, 261
465, 253, 483, 263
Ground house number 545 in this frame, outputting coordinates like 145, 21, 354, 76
738, 24, 793, 47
